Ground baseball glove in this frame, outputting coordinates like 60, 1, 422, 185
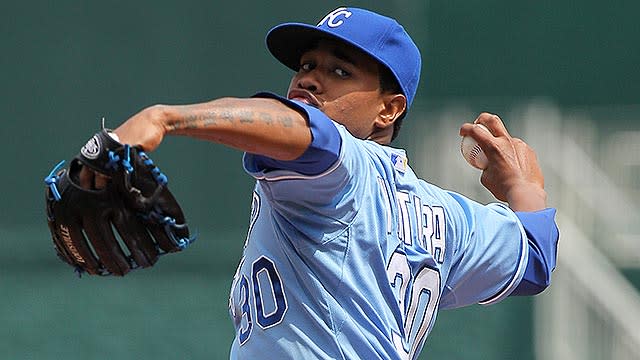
44, 129, 194, 276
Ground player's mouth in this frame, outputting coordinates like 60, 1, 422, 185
287, 89, 321, 108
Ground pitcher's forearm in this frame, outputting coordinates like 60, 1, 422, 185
159, 97, 312, 160
113, 98, 311, 157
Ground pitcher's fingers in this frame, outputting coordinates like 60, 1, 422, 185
460, 122, 495, 144
79, 166, 94, 189
95, 173, 109, 189
474, 112, 510, 138
78, 166, 109, 190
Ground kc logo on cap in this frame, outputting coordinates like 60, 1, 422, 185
317, 7, 352, 28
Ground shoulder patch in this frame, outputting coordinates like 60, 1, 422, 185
391, 152, 408, 173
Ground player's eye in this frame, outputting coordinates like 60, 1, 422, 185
299, 62, 314, 72
333, 67, 350, 78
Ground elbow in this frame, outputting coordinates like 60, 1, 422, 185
511, 278, 551, 296
510, 247, 555, 297
510, 208, 560, 297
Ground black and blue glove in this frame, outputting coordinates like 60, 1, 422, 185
45, 129, 194, 276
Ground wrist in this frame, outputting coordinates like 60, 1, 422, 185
505, 183, 547, 212
146, 104, 174, 136
113, 104, 173, 152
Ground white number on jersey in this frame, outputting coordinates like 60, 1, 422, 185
387, 252, 441, 360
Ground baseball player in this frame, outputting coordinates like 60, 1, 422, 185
82, 7, 559, 360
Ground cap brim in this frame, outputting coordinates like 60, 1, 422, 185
267, 23, 355, 71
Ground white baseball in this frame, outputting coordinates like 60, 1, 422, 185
460, 124, 490, 170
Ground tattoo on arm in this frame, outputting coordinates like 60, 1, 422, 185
277, 115, 293, 127
220, 110, 234, 124
169, 107, 296, 131
237, 110, 254, 124
259, 112, 274, 126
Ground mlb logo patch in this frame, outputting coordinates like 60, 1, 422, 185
391, 152, 407, 173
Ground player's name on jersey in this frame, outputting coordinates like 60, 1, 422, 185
378, 177, 446, 263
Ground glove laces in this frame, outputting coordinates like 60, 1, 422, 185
44, 160, 66, 201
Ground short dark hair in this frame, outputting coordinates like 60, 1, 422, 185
378, 64, 406, 142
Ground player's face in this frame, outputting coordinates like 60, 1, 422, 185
287, 39, 387, 140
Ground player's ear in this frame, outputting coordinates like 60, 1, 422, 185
376, 93, 406, 129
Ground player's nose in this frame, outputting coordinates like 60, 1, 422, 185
295, 71, 322, 93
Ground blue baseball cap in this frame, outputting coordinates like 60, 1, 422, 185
266, 7, 422, 110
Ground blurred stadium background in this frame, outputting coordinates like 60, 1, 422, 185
2, 1, 639, 359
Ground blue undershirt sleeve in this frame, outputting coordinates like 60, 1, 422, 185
510, 208, 560, 296
244, 92, 341, 176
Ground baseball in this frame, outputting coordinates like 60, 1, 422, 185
460, 124, 490, 170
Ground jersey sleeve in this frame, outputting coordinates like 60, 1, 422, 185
439, 196, 530, 309
509, 208, 559, 296
243, 92, 341, 176
241, 93, 371, 245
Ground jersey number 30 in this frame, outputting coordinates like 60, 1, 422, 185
236, 256, 288, 345
387, 252, 441, 360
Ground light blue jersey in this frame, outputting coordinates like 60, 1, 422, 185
228, 97, 553, 359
